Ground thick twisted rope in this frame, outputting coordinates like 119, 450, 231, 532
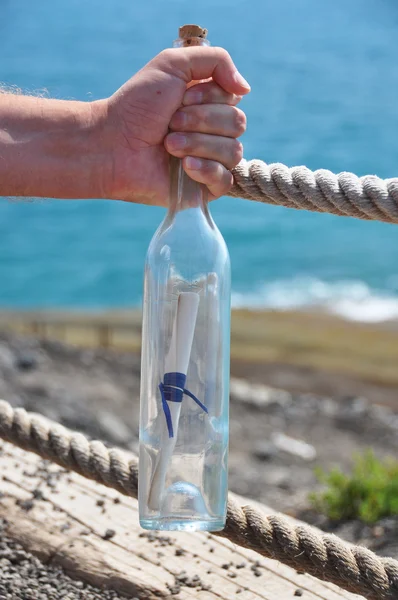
231, 160, 398, 224
1, 402, 397, 598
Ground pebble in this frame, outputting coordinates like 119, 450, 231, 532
252, 441, 278, 461
102, 529, 116, 541
16, 499, 34, 512
0, 519, 129, 599
15, 352, 37, 371
250, 562, 262, 577
0, 344, 15, 372
372, 526, 385, 538
32, 489, 44, 500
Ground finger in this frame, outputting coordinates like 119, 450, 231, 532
183, 157, 234, 200
165, 132, 243, 171
169, 104, 246, 137
183, 81, 242, 106
155, 46, 251, 96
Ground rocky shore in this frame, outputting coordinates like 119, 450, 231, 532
0, 328, 397, 564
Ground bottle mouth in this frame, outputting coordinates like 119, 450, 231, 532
174, 24, 210, 48
179, 24, 208, 39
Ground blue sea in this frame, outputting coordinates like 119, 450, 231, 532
1, 0, 398, 321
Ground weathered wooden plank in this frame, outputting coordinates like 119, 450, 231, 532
0, 442, 363, 600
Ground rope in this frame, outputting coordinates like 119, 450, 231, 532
230, 160, 398, 224
0, 401, 397, 599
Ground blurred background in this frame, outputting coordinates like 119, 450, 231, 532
0, 0, 398, 557
1, 0, 398, 316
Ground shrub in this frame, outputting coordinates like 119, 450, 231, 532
310, 450, 398, 524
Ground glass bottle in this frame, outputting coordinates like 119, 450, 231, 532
138, 25, 230, 532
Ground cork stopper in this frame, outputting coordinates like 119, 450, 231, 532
177, 24, 208, 47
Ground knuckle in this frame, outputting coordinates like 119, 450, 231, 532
181, 135, 193, 153
157, 48, 173, 64
214, 46, 231, 63
201, 160, 218, 179
201, 107, 214, 130
231, 140, 243, 166
178, 108, 191, 129
201, 162, 227, 188
155, 49, 188, 82
186, 105, 211, 131
220, 172, 234, 194
187, 107, 202, 130
169, 110, 184, 130
233, 108, 247, 135
211, 170, 234, 197
228, 92, 240, 105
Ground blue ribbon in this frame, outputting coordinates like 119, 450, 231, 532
159, 372, 208, 438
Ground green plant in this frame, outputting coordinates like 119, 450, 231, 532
310, 450, 398, 524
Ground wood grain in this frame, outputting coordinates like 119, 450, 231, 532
0, 441, 363, 599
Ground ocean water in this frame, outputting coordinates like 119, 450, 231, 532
1, 0, 398, 321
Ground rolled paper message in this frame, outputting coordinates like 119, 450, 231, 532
148, 291, 201, 511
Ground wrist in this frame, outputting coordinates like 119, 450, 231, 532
87, 98, 115, 199
0, 95, 112, 199
40, 98, 112, 200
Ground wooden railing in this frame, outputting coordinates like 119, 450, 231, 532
0, 310, 143, 351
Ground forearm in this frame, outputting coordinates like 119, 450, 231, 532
0, 94, 109, 199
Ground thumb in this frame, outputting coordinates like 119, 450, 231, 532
153, 46, 251, 96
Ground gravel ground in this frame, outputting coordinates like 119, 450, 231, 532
0, 328, 397, 598
0, 519, 130, 600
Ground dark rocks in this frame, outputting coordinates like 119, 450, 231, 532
138, 531, 173, 547
0, 344, 15, 373
334, 396, 370, 432
102, 529, 116, 541
252, 441, 278, 461
0, 519, 129, 599
15, 352, 37, 371
15, 499, 34, 512
250, 561, 262, 577
172, 571, 211, 592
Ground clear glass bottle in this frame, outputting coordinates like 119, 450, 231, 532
138, 27, 231, 532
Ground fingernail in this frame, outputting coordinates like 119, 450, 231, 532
234, 71, 251, 91
185, 157, 202, 170
183, 90, 203, 105
171, 110, 187, 128
168, 133, 187, 150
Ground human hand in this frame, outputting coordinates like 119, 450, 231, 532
96, 46, 250, 206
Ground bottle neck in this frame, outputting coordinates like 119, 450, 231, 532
167, 156, 208, 217
167, 30, 210, 220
